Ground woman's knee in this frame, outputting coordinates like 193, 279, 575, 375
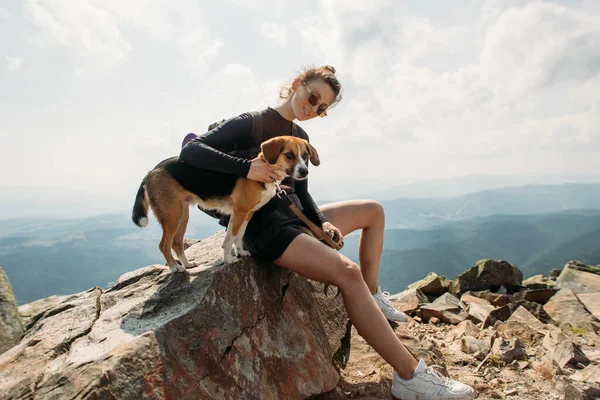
363, 200, 385, 223
331, 260, 364, 288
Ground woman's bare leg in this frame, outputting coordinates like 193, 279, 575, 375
320, 200, 385, 294
275, 234, 418, 379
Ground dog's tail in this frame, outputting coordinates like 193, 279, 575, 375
132, 175, 150, 227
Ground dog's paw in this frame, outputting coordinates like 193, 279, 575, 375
223, 255, 239, 265
169, 263, 188, 273
237, 249, 251, 257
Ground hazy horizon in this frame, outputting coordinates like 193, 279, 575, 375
2, 172, 600, 220
1, 0, 599, 217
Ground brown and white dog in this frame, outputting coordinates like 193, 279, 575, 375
132, 136, 320, 272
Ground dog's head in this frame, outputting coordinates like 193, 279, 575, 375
260, 136, 320, 180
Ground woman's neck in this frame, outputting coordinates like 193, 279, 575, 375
272, 99, 296, 122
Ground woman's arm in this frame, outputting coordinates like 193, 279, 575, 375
180, 113, 254, 177
295, 178, 328, 226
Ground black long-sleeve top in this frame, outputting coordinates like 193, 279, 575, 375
180, 107, 327, 225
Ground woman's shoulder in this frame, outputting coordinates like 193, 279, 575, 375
292, 123, 309, 140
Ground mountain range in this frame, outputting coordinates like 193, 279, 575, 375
1, 182, 600, 305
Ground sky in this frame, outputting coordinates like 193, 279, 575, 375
1, 0, 599, 208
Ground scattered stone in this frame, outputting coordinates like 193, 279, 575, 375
551, 340, 590, 369
429, 317, 440, 325
475, 291, 512, 307
389, 288, 429, 315
512, 288, 558, 304
533, 354, 562, 380
483, 305, 512, 329
570, 365, 600, 384
522, 274, 556, 289
496, 321, 539, 344
407, 272, 452, 297
461, 293, 495, 324
460, 336, 490, 355
507, 306, 544, 331
491, 337, 527, 364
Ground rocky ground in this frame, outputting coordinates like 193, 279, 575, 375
316, 260, 600, 400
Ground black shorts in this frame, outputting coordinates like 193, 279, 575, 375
241, 196, 308, 262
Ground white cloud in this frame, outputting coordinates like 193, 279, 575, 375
179, 30, 224, 69
260, 22, 287, 47
2, 0, 599, 200
25, 0, 132, 73
5, 55, 23, 70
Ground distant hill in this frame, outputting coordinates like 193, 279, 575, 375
341, 209, 600, 295
379, 183, 600, 229
0, 213, 220, 304
2, 183, 600, 305
361, 172, 600, 200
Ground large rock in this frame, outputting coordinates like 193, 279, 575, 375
556, 261, 600, 294
0, 267, 23, 355
0, 232, 348, 400
544, 289, 599, 334
449, 259, 523, 295
406, 272, 452, 297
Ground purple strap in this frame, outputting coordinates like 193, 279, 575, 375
182, 133, 198, 148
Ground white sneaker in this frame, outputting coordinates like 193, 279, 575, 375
392, 359, 475, 400
373, 286, 409, 322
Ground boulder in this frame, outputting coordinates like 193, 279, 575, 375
406, 272, 451, 297
0, 267, 23, 355
449, 259, 523, 295
544, 289, 599, 334
556, 261, 600, 294
0, 232, 348, 400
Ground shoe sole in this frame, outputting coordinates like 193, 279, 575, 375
391, 388, 475, 400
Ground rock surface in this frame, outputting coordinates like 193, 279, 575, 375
0, 232, 348, 400
0, 267, 23, 355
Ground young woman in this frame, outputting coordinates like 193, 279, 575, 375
180, 65, 474, 400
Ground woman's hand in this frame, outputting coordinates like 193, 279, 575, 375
322, 221, 343, 245
247, 157, 287, 183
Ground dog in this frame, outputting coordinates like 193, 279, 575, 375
132, 136, 320, 272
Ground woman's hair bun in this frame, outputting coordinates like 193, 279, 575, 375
322, 65, 336, 74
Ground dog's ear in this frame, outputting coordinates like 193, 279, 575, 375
261, 137, 285, 164
305, 140, 320, 166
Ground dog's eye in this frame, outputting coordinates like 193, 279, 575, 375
285, 152, 295, 160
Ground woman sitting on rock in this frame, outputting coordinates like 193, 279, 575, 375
180, 65, 475, 400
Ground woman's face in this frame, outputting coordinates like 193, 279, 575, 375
292, 78, 336, 121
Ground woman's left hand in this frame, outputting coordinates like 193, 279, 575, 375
322, 222, 343, 245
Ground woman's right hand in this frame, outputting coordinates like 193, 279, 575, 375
247, 157, 287, 183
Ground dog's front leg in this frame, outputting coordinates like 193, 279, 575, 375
222, 217, 237, 265
223, 209, 249, 264
233, 212, 254, 257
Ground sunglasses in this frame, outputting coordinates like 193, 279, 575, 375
302, 81, 328, 117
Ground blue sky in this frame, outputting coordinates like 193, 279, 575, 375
1, 0, 599, 206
